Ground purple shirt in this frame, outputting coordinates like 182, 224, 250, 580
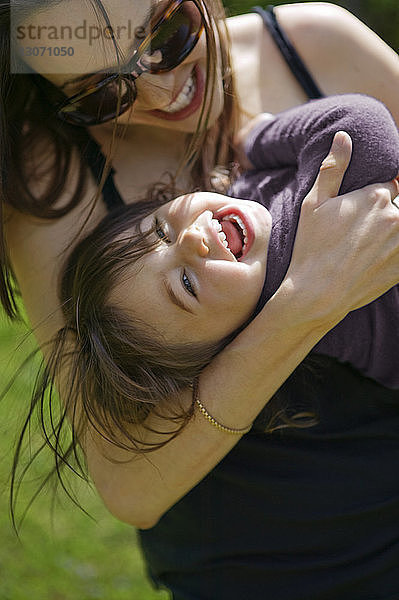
230, 94, 399, 387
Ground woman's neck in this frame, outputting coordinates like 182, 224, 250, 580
89, 123, 191, 203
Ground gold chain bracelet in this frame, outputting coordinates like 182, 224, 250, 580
192, 378, 252, 435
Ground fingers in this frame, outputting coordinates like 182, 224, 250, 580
311, 131, 353, 207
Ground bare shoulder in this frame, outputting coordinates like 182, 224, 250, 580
275, 2, 396, 57
225, 12, 263, 44
227, 3, 398, 128
275, 2, 350, 32
226, 3, 351, 50
276, 3, 399, 124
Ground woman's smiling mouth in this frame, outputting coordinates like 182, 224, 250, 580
150, 65, 204, 121
163, 72, 196, 113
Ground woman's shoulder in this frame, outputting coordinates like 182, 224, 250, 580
227, 2, 382, 69
227, 3, 399, 121
226, 3, 350, 45
274, 3, 399, 119
271, 3, 384, 64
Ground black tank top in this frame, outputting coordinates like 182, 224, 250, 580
140, 359, 399, 599
138, 8, 399, 599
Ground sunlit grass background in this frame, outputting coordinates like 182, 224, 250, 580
1, 1, 396, 598
0, 312, 168, 599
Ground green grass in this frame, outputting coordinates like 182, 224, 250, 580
0, 312, 169, 600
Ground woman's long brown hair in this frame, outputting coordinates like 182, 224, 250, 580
3, 0, 241, 526
0, 0, 239, 317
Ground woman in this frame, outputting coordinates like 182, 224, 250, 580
4, 1, 399, 597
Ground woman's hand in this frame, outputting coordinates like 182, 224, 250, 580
282, 131, 399, 328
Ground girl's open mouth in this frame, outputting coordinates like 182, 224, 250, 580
211, 208, 254, 260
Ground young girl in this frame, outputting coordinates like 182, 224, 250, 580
59, 93, 399, 429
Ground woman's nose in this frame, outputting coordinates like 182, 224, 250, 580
178, 226, 209, 259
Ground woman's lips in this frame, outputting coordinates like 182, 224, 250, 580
149, 64, 204, 122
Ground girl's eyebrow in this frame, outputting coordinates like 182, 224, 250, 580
163, 277, 194, 315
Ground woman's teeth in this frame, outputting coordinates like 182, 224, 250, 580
163, 73, 196, 113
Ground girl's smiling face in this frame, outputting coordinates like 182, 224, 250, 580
115, 192, 272, 344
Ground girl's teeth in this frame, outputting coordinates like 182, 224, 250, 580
221, 214, 248, 247
219, 231, 227, 243
212, 212, 249, 255
211, 218, 222, 233
163, 74, 196, 113
212, 218, 229, 246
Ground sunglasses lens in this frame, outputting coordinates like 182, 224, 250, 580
59, 78, 136, 125
139, 1, 203, 73
57, 1, 203, 125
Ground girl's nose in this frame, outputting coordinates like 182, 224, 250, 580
179, 226, 209, 259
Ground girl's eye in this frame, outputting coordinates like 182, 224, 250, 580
154, 217, 171, 244
182, 271, 197, 297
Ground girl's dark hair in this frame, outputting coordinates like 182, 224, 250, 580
23, 197, 317, 475
8, 199, 228, 526
58, 200, 228, 449
0, 0, 239, 317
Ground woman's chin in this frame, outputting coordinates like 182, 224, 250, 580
125, 105, 223, 133
115, 77, 225, 133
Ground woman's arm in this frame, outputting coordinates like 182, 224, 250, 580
8, 136, 399, 529
82, 137, 399, 529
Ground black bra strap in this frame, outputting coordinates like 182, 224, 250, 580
83, 135, 126, 211
253, 5, 324, 100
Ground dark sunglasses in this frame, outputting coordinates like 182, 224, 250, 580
48, 0, 204, 126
